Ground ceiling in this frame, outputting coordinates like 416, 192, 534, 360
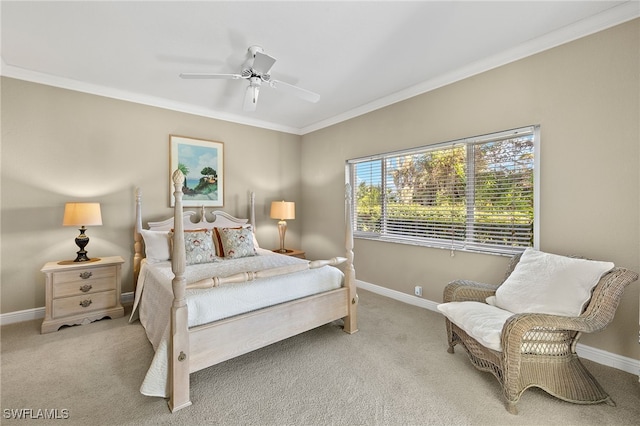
1, 1, 638, 135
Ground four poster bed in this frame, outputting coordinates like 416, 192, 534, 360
131, 170, 358, 412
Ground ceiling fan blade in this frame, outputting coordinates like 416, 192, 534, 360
252, 51, 276, 75
243, 84, 259, 112
270, 79, 320, 103
179, 73, 243, 80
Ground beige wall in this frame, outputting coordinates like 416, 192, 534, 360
301, 20, 639, 359
1, 19, 638, 362
1, 79, 302, 312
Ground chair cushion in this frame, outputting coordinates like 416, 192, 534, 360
437, 301, 513, 352
494, 248, 614, 317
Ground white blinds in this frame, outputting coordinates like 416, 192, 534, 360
348, 126, 537, 255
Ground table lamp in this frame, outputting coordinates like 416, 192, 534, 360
270, 201, 295, 253
62, 202, 102, 263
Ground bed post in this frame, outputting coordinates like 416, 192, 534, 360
343, 183, 358, 334
168, 170, 192, 412
133, 188, 143, 288
250, 191, 256, 232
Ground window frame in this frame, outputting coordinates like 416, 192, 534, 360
346, 126, 540, 256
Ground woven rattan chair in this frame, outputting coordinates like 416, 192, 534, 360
442, 253, 638, 414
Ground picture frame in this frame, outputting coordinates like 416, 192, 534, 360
169, 135, 224, 207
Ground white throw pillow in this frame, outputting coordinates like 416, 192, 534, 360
140, 230, 171, 263
494, 248, 614, 317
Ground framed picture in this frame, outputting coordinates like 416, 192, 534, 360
169, 135, 224, 207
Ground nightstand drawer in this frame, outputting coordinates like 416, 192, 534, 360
53, 265, 116, 285
41, 256, 125, 333
52, 290, 117, 319
53, 276, 116, 298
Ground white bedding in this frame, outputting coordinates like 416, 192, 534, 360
130, 248, 344, 397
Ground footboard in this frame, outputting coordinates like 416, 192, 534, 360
164, 169, 357, 412
189, 288, 348, 372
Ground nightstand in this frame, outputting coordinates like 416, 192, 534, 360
272, 249, 306, 259
41, 256, 125, 333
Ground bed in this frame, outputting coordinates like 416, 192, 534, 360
130, 170, 358, 412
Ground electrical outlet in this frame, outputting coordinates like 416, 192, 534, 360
414, 286, 422, 297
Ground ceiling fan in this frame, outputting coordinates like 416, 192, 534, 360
179, 45, 320, 112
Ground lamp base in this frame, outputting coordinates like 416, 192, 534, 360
58, 227, 100, 264
58, 258, 101, 265
274, 248, 293, 254
277, 220, 290, 254
75, 250, 91, 262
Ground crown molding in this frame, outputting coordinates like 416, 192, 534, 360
0, 59, 303, 135
2, 2, 637, 136
300, 1, 640, 135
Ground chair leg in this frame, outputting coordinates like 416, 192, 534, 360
505, 401, 518, 415
445, 320, 457, 354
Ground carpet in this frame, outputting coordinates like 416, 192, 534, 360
1, 290, 639, 425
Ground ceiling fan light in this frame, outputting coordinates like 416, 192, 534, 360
181, 46, 317, 109
243, 84, 259, 112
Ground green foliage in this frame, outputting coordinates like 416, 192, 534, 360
354, 136, 534, 247
201, 166, 217, 178
177, 163, 190, 189
356, 181, 382, 232
194, 178, 217, 193
194, 166, 218, 193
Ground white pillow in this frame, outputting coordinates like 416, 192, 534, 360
242, 224, 260, 249
494, 248, 614, 317
140, 230, 171, 263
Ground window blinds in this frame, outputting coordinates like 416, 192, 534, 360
347, 126, 537, 255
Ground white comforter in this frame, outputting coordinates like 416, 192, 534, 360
130, 248, 344, 397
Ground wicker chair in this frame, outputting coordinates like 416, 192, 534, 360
442, 253, 638, 414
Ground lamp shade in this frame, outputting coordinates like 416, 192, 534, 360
63, 203, 103, 227
270, 201, 295, 220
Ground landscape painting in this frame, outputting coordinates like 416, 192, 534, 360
170, 135, 224, 207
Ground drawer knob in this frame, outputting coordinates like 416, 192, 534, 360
79, 272, 93, 280
80, 284, 92, 293
79, 299, 92, 308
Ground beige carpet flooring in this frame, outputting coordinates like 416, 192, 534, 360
1, 290, 639, 425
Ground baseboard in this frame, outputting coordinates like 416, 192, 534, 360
357, 280, 441, 311
0, 292, 135, 326
356, 280, 640, 378
4, 286, 639, 377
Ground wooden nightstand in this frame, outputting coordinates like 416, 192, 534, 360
41, 256, 125, 333
272, 249, 306, 259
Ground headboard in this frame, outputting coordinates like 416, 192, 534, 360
147, 208, 249, 232
132, 188, 256, 286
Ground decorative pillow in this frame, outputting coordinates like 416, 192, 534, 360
494, 248, 614, 317
182, 229, 217, 265
140, 230, 171, 263
214, 226, 257, 259
212, 225, 259, 254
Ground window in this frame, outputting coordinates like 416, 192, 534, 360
346, 126, 539, 255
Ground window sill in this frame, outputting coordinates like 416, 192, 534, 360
354, 234, 524, 257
